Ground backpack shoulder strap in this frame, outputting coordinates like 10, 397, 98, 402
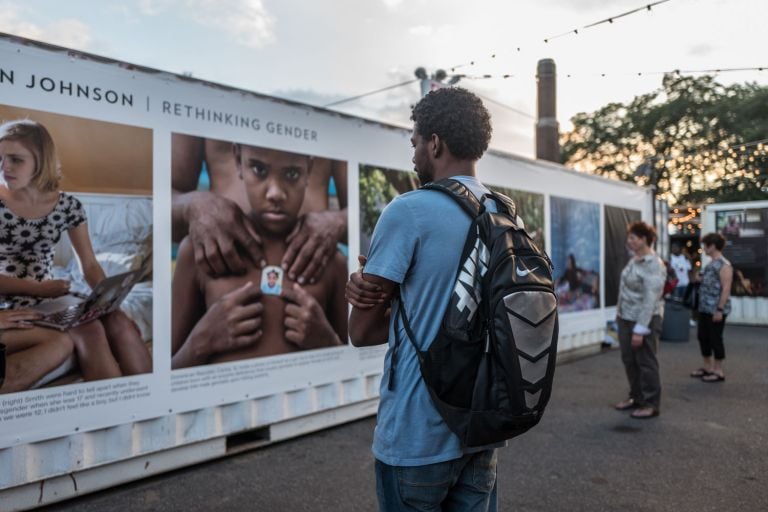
423, 179, 518, 220
388, 298, 421, 391
488, 191, 517, 219
422, 178, 484, 218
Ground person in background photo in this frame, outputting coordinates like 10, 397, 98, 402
732, 269, 753, 296
690, 232, 733, 383
669, 242, 691, 300
171, 134, 347, 284
0, 309, 73, 394
614, 221, 666, 419
171, 143, 347, 369
0, 119, 151, 392
721, 215, 741, 237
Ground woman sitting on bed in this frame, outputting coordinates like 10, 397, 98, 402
0, 119, 150, 393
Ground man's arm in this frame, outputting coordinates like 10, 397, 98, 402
171, 238, 207, 365
171, 134, 263, 276
348, 273, 398, 347
171, 133, 205, 241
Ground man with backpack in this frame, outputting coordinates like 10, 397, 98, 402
347, 87, 558, 511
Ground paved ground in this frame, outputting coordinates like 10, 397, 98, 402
44, 325, 768, 512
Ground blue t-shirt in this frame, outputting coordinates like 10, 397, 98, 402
364, 175, 495, 466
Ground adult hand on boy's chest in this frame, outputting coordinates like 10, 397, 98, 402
282, 210, 345, 285
281, 283, 341, 349
188, 194, 265, 277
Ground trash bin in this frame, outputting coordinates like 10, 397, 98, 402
662, 298, 690, 342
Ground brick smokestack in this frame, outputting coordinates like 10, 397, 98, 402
536, 58, 560, 163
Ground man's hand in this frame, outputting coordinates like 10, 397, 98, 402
186, 282, 264, 361
346, 255, 386, 309
282, 210, 345, 285
713, 311, 724, 323
34, 279, 70, 298
631, 333, 644, 349
282, 283, 341, 349
0, 309, 42, 329
187, 193, 264, 277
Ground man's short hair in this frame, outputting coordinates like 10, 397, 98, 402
702, 232, 726, 251
627, 220, 656, 247
411, 87, 492, 161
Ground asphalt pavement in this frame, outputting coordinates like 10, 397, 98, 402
43, 324, 768, 512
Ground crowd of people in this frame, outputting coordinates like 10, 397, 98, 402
611, 225, 735, 420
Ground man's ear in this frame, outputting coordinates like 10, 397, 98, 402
430, 134, 443, 158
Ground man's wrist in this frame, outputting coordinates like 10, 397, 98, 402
716, 307, 724, 312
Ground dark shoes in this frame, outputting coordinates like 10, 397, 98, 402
614, 398, 639, 411
690, 368, 712, 377
630, 407, 659, 419
691, 367, 726, 382
614, 399, 659, 419
701, 372, 725, 382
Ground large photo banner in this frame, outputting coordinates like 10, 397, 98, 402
550, 196, 601, 312
604, 205, 641, 307
1, 35, 371, 444
715, 208, 768, 296
171, 135, 348, 367
0, 103, 155, 443
168, 135, 358, 412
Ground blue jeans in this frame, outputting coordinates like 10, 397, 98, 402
375, 449, 498, 512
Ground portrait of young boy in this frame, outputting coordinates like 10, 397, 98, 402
171, 143, 348, 369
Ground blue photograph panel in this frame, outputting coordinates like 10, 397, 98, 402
550, 196, 601, 312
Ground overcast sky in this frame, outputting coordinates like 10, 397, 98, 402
1, 0, 765, 157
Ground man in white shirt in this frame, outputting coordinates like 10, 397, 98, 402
669, 243, 691, 299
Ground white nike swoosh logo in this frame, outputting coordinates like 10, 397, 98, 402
516, 266, 539, 277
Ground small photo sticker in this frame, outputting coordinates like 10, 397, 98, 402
260, 266, 284, 295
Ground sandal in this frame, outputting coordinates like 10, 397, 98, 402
614, 398, 638, 411
630, 407, 659, 419
701, 373, 725, 382
690, 368, 712, 378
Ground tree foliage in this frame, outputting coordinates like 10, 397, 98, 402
561, 74, 768, 205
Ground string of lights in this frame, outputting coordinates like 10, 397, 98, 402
447, 0, 674, 72
451, 66, 768, 81
543, 0, 672, 43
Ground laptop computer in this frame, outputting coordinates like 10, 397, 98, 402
31, 269, 144, 331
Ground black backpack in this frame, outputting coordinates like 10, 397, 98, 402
392, 178, 559, 447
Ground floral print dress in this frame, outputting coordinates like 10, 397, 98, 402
0, 192, 86, 308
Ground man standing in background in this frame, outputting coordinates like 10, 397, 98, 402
670, 243, 692, 299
